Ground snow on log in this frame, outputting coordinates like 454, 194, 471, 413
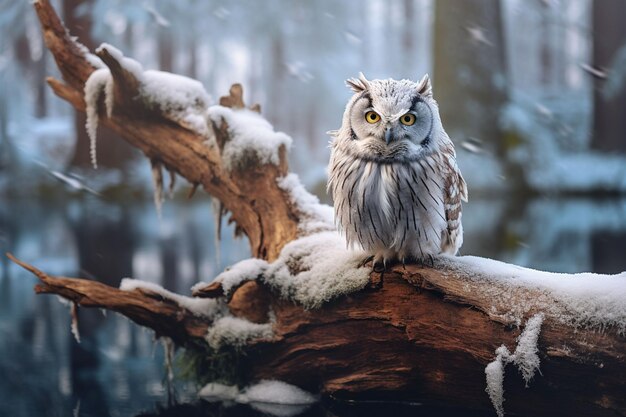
19, 1, 626, 416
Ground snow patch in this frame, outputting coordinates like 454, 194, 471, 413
142, 70, 211, 136
485, 314, 544, 417
277, 173, 334, 235
195, 258, 269, 297
72, 35, 105, 69
440, 255, 626, 332
240, 380, 318, 405
199, 380, 318, 417
96, 43, 143, 78
119, 278, 224, 319
198, 382, 240, 401
206, 315, 274, 349
192, 231, 369, 310
207, 106, 292, 171
263, 231, 370, 309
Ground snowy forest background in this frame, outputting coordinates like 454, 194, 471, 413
1, 1, 626, 416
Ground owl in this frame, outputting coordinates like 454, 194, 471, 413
327, 73, 468, 267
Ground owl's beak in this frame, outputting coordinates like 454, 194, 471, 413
384, 127, 393, 144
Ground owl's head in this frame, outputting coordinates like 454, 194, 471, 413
334, 73, 447, 162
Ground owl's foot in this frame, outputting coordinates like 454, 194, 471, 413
357, 255, 374, 269
414, 254, 435, 268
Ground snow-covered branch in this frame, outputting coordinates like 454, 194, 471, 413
34, 0, 318, 261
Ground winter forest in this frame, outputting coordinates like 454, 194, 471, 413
1, 0, 626, 416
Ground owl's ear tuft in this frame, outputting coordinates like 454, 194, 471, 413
417, 74, 433, 98
345, 72, 370, 93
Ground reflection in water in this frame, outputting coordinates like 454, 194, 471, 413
1, 195, 625, 417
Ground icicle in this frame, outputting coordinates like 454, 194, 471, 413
84, 68, 113, 170
187, 183, 199, 199
150, 159, 164, 218
167, 168, 176, 199
70, 302, 81, 343
211, 198, 225, 267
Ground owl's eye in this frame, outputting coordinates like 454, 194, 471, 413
400, 113, 416, 126
365, 111, 381, 124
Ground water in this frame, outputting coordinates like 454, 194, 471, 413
1, 194, 625, 417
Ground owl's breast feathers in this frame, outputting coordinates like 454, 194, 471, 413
328, 144, 467, 260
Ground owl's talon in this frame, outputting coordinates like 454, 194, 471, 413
372, 261, 385, 273
358, 255, 374, 268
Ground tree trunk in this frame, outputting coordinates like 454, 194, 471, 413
591, 0, 626, 153
433, 0, 508, 153
11, 2, 626, 417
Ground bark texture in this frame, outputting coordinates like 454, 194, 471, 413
11, 2, 626, 417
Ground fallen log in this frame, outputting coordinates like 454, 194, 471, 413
13, 1, 626, 416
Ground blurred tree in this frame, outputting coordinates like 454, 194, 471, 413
157, 27, 173, 73
402, 0, 416, 75
433, 0, 508, 153
591, 0, 626, 153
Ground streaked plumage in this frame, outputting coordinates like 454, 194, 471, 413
327, 73, 467, 264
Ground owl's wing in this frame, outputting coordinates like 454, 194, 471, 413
440, 145, 467, 255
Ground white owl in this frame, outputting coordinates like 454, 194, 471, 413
327, 73, 468, 267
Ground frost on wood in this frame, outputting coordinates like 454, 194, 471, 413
512, 313, 544, 385
485, 314, 544, 417
208, 106, 292, 171
485, 359, 505, 417
440, 255, 626, 332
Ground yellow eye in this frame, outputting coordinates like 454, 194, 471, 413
400, 113, 416, 126
365, 111, 381, 124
